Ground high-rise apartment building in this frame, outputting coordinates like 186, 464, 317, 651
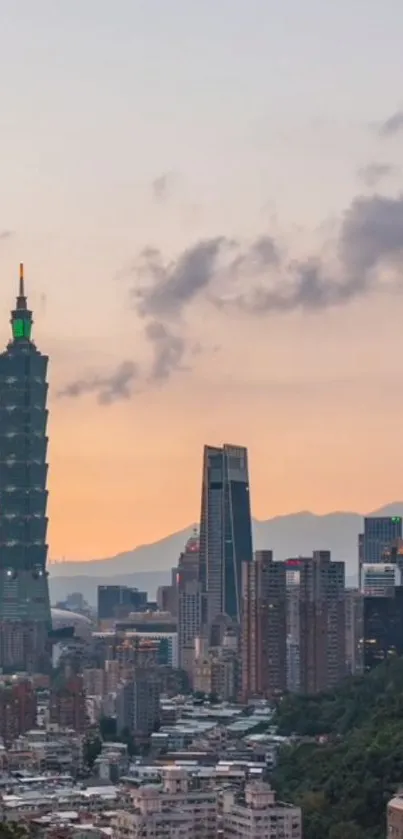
285, 559, 302, 692
241, 551, 287, 700
0, 675, 37, 747
199, 444, 253, 627
116, 668, 160, 741
177, 533, 202, 682
0, 265, 51, 673
299, 551, 346, 693
49, 673, 87, 733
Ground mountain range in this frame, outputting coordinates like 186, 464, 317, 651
48, 502, 403, 606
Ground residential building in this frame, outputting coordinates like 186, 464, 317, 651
0, 264, 51, 673
112, 767, 217, 839
199, 444, 253, 628
97, 586, 147, 623
116, 668, 160, 741
222, 781, 301, 839
49, 673, 87, 733
177, 533, 202, 683
0, 676, 37, 747
241, 551, 287, 700
299, 551, 346, 693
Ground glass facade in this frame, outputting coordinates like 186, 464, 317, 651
199, 444, 253, 626
0, 266, 51, 672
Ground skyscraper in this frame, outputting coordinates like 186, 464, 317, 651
177, 532, 202, 682
0, 265, 51, 673
359, 516, 402, 586
241, 551, 287, 700
199, 444, 253, 627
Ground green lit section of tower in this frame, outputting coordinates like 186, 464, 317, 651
0, 264, 51, 673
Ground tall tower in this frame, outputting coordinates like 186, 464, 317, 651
0, 264, 51, 673
199, 444, 253, 627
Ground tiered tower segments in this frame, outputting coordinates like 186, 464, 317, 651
0, 264, 51, 673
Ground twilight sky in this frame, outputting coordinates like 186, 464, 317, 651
1, 1, 403, 560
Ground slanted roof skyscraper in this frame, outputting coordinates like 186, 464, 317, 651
0, 264, 51, 673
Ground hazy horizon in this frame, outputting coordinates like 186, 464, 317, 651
2, 2, 403, 560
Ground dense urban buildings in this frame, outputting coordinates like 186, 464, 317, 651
98, 585, 147, 622
0, 265, 51, 673
199, 444, 253, 629
241, 551, 287, 700
0, 675, 37, 747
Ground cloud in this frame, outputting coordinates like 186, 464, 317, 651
0, 230, 14, 240
133, 235, 279, 319
226, 193, 403, 314
357, 162, 397, 188
146, 320, 186, 381
134, 237, 229, 317
379, 110, 403, 137
151, 172, 175, 202
58, 360, 139, 404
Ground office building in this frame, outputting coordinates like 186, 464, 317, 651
222, 782, 301, 839
97, 585, 147, 622
363, 586, 403, 671
0, 265, 51, 673
177, 533, 202, 681
299, 552, 346, 693
361, 562, 400, 596
241, 551, 287, 700
199, 444, 253, 627
359, 516, 402, 585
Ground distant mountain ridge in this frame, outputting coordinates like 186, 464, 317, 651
48, 502, 403, 606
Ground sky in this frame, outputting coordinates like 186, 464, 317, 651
1, 1, 403, 560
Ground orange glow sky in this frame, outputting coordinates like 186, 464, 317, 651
1, 3, 403, 560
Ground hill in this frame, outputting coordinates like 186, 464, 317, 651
48, 502, 403, 604
272, 658, 403, 839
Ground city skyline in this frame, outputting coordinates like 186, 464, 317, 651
2, 3, 403, 560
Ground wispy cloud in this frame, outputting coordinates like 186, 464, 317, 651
151, 172, 176, 202
378, 110, 403, 137
58, 361, 139, 404
357, 162, 398, 188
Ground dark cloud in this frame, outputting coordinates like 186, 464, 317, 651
0, 230, 14, 240
133, 235, 279, 319
134, 237, 228, 317
227, 193, 403, 314
58, 360, 139, 404
357, 162, 397, 188
146, 321, 186, 381
379, 110, 403, 137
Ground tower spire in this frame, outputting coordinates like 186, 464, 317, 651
17, 262, 27, 310
10, 263, 33, 341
